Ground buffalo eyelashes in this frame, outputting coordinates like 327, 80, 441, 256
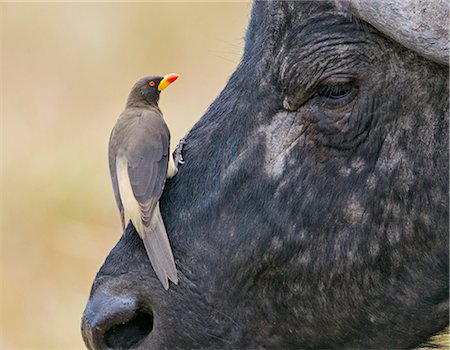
317, 83, 352, 99
282, 78, 358, 111
316, 81, 357, 107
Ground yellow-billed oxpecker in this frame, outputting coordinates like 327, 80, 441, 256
108, 74, 179, 290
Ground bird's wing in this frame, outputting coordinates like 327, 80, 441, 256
127, 116, 170, 227
108, 130, 125, 229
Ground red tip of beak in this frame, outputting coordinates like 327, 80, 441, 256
165, 73, 179, 83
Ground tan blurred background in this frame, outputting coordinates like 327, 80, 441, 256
1, 2, 250, 348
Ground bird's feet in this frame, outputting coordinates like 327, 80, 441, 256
173, 138, 187, 168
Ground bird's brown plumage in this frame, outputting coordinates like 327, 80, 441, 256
108, 75, 178, 289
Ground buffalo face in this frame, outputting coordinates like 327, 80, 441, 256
82, 1, 449, 349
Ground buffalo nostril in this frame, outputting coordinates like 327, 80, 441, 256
82, 290, 153, 349
104, 310, 153, 349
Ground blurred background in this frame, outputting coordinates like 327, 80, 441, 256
1, 2, 250, 348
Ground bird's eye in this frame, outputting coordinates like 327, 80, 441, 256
149, 81, 155, 87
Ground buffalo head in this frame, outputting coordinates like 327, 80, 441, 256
82, 1, 449, 348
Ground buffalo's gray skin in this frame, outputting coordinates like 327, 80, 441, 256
82, 1, 449, 349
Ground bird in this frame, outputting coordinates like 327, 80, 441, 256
108, 73, 180, 290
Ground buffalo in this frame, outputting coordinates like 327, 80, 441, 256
82, 1, 449, 348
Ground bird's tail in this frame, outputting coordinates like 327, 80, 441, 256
142, 204, 178, 290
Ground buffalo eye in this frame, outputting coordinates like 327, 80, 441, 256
315, 79, 358, 108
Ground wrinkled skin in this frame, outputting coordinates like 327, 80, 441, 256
82, 1, 449, 349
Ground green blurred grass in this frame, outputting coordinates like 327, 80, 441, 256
1, 2, 250, 348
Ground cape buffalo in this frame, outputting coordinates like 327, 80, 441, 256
82, 1, 449, 348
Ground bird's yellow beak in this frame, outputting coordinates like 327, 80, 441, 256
158, 73, 179, 91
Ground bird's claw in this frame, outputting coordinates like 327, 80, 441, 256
173, 138, 187, 167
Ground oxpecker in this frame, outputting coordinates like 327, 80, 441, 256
108, 74, 180, 289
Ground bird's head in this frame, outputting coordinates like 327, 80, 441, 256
127, 73, 179, 107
